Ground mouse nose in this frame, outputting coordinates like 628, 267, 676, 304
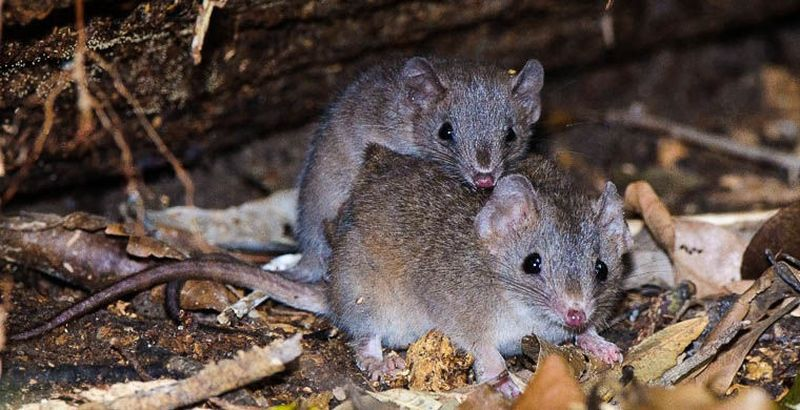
473, 173, 495, 189
565, 309, 587, 328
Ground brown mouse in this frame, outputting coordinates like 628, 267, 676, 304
291, 56, 545, 283
326, 145, 632, 394
12, 147, 630, 397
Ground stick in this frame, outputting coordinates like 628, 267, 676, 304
654, 320, 748, 386
606, 104, 800, 185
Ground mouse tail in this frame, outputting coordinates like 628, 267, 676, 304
11, 258, 328, 341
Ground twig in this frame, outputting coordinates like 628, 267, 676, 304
655, 320, 749, 386
73, 0, 95, 140
606, 104, 800, 185
87, 51, 196, 206
80, 334, 302, 410
1, 73, 71, 206
91, 89, 147, 234
0, 0, 5, 51
191, 0, 228, 65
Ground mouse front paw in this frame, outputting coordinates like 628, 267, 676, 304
357, 352, 407, 381
576, 331, 622, 364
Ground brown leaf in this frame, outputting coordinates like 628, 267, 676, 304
741, 200, 800, 280
625, 181, 747, 297
673, 220, 748, 297
624, 181, 675, 252
513, 355, 585, 410
621, 382, 774, 410
179, 280, 237, 312
61, 212, 110, 232
459, 384, 511, 410
691, 296, 799, 394
126, 235, 188, 260
585, 316, 708, 401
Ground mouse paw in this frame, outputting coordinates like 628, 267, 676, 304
357, 352, 406, 381
489, 373, 522, 398
577, 331, 622, 364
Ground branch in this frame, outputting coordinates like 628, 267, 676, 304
606, 104, 800, 185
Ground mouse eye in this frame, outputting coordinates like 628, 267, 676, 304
595, 259, 608, 282
438, 122, 454, 141
522, 253, 542, 275
505, 127, 516, 143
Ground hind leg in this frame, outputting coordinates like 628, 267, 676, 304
355, 335, 406, 381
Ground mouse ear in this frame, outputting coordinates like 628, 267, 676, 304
510, 59, 544, 123
475, 174, 539, 252
594, 182, 633, 252
401, 57, 446, 109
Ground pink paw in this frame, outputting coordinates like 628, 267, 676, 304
489, 373, 521, 398
577, 333, 623, 364
358, 353, 406, 381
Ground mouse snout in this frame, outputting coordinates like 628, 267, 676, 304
473, 173, 496, 189
565, 309, 587, 328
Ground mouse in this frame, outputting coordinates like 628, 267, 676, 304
326, 145, 632, 395
11, 146, 631, 398
290, 56, 545, 283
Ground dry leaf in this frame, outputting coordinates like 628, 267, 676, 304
741, 200, 800, 280
513, 355, 585, 410
586, 316, 708, 400
624, 181, 675, 251
691, 297, 799, 394
146, 189, 298, 253
672, 220, 747, 297
406, 330, 474, 392
458, 385, 510, 410
126, 235, 188, 259
624, 181, 747, 297
621, 382, 774, 410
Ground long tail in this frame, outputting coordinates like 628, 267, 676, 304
11, 258, 327, 341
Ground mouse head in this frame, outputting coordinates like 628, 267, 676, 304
475, 175, 633, 333
400, 57, 544, 190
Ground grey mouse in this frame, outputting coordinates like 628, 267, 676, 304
326, 145, 632, 394
12, 146, 630, 397
290, 56, 545, 283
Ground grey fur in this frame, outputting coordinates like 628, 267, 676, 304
326, 145, 631, 384
291, 56, 545, 282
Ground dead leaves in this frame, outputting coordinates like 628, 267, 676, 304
513, 355, 585, 410
624, 181, 748, 297
741, 200, 800, 279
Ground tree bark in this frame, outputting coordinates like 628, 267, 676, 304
1, 0, 799, 199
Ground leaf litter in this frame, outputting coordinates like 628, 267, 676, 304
4, 182, 800, 409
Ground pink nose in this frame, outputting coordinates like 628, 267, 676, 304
473, 173, 495, 189
565, 309, 586, 328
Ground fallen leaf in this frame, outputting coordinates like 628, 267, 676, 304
620, 382, 774, 410
585, 316, 708, 400
146, 189, 298, 253
126, 235, 188, 259
624, 181, 747, 297
513, 355, 585, 410
741, 201, 800, 280
691, 297, 799, 394
458, 385, 510, 410
366, 388, 449, 410
672, 220, 748, 297
624, 181, 675, 252
780, 372, 800, 409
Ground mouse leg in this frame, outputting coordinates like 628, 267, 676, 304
279, 252, 327, 283
473, 345, 521, 397
354, 335, 406, 381
576, 327, 622, 364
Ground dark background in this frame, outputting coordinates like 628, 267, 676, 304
2, 0, 799, 216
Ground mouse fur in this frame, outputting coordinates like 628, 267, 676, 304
291, 56, 545, 283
